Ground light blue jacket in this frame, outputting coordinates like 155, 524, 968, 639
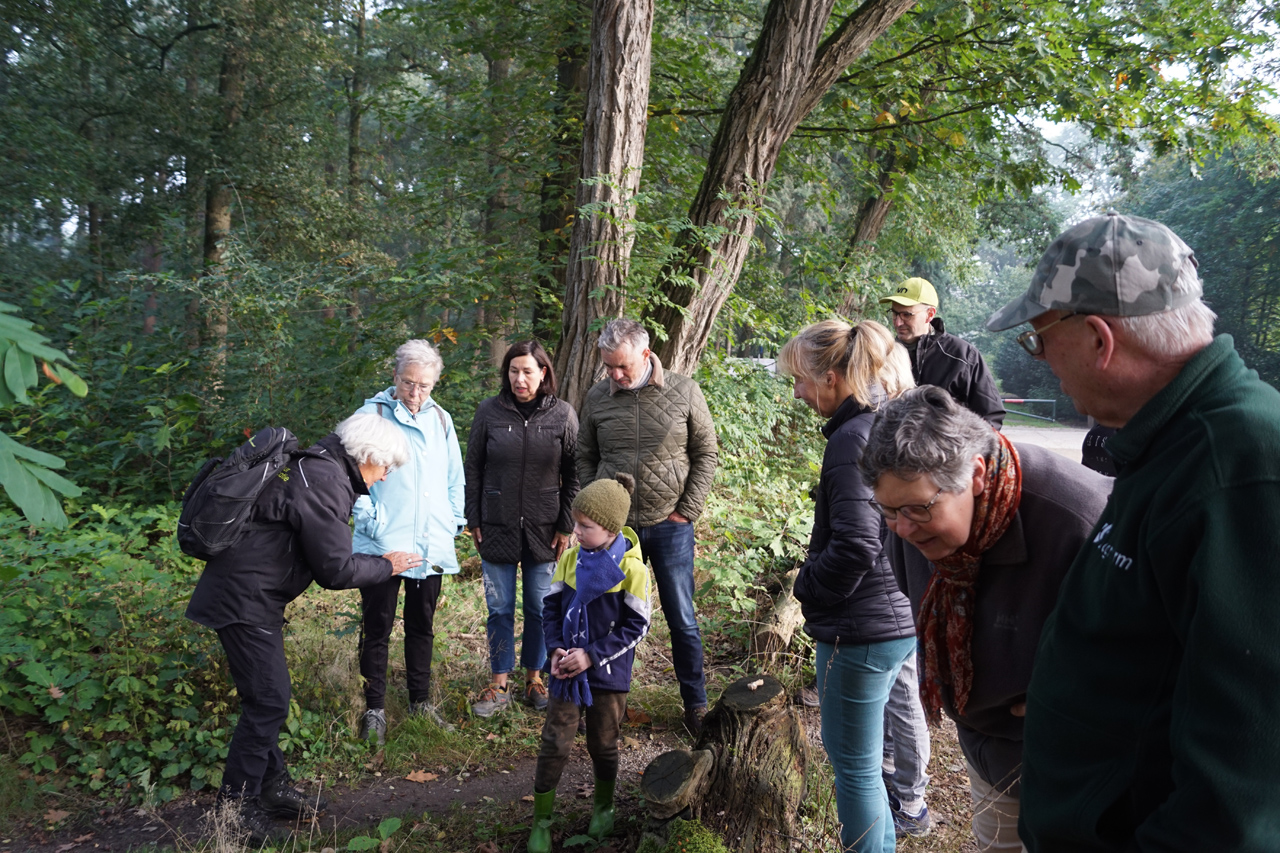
351, 388, 467, 577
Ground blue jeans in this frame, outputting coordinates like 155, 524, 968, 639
637, 520, 707, 708
482, 558, 555, 674
816, 637, 916, 852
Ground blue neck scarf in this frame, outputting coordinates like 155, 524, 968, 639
551, 532, 628, 706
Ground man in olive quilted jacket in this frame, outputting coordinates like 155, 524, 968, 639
577, 318, 719, 733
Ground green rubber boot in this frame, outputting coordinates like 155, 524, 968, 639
587, 777, 616, 840
527, 789, 555, 853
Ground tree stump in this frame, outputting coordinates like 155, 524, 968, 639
640, 673, 808, 853
751, 568, 803, 661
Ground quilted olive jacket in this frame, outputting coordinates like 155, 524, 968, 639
576, 354, 719, 528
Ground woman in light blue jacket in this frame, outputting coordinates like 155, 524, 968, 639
352, 339, 466, 743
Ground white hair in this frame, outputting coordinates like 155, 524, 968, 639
334, 413, 410, 470
1114, 267, 1216, 360
597, 318, 650, 353
393, 339, 443, 381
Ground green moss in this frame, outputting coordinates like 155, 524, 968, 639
636, 818, 731, 853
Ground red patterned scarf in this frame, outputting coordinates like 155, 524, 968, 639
918, 432, 1022, 722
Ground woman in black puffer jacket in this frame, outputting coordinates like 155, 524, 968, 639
779, 319, 917, 853
464, 341, 579, 717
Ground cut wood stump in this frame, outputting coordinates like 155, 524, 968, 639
639, 673, 808, 852
751, 568, 803, 661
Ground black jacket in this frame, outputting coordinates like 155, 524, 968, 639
794, 396, 916, 645
912, 317, 1005, 429
186, 433, 393, 629
886, 443, 1111, 794
464, 392, 579, 565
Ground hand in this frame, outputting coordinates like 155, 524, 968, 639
667, 511, 690, 524
384, 551, 423, 576
549, 649, 568, 679
556, 648, 591, 678
552, 531, 572, 559
470, 527, 483, 545
1010, 702, 1026, 717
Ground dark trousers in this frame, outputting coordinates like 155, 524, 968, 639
534, 691, 628, 793
358, 574, 442, 708
637, 520, 707, 708
217, 623, 291, 799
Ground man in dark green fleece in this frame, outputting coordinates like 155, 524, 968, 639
986, 212, 1280, 852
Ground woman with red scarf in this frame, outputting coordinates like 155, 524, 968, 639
858, 386, 1111, 851
780, 319, 917, 853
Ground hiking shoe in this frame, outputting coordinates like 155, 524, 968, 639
471, 683, 512, 718
409, 700, 456, 733
890, 796, 932, 838
794, 686, 820, 708
219, 796, 281, 844
359, 708, 386, 745
525, 677, 549, 711
683, 704, 708, 736
261, 778, 329, 818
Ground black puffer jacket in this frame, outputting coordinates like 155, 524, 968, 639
913, 317, 1006, 429
794, 395, 916, 645
464, 393, 579, 565
186, 433, 393, 630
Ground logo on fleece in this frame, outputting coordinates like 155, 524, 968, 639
1092, 523, 1133, 571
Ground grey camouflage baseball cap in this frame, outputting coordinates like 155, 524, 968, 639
986, 212, 1201, 331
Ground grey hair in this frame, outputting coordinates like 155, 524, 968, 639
597, 318, 650, 353
393, 339, 444, 381
334, 412, 410, 470
859, 386, 998, 493
1112, 277, 1216, 360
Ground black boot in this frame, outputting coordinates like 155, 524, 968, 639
217, 795, 281, 844
261, 775, 330, 818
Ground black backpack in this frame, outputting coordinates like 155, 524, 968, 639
177, 426, 299, 560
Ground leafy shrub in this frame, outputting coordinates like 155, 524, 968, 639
0, 504, 233, 802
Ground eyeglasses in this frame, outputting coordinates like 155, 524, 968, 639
396, 379, 433, 394
868, 488, 943, 523
1016, 312, 1079, 356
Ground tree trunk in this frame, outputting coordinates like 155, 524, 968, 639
640, 674, 808, 853
346, 0, 365, 204
554, 0, 653, 410
644, 0, 918, 377
751, 569, 804, 661
202, 36, 244, 269
535, 5, 590, 342
839, 150, 898, 317
481, 52, 515, 368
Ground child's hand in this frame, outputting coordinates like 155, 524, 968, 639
550, 649, 568, 679
557, 648, 591, 678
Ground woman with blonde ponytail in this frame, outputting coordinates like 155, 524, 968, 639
778, 319, 917, 852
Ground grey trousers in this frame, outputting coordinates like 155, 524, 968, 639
881, 650, 931, 811
534, 691, 627, 793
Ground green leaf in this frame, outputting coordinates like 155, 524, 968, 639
54, 364, 89, 397
377, 817, 401, 839
15, 339, 72, 363
0, 431, 66, 467
4, 346, 31, 404
346, 837, 381, 851
0, 443, 46, 523
25, 461, 83, 498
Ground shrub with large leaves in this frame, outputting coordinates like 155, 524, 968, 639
0, 301, 88, 533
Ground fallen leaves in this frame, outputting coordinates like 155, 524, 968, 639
44, 810, 70, 825
405, 770, 439, 783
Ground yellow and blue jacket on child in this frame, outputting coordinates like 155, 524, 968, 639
542, 527, 650, 696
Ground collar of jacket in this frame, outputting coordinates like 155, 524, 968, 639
497, 390, 557, 413
1106, 334, 1234, 468
315, 432, 371, 495
914, 316, 947, 352
821, 393, 875, 438
608, 352, 665, 395
367, 387, 439, 424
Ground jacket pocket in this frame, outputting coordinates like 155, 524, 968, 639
483, 489, 503, 525
530, 487, 561, 524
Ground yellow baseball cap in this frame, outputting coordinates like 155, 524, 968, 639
879, 277, 939, 308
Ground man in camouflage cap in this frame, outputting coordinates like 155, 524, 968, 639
987, 212, 1280, 851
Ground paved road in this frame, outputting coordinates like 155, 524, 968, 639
1003, 424, 1089, 463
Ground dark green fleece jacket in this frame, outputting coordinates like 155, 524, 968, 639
1020, 335, 1280, 852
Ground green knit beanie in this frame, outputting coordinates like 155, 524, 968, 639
572, 473, 636, 533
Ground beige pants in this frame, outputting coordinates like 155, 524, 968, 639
967, 761, 1027, 852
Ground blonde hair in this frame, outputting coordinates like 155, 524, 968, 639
777, 319, 914, 409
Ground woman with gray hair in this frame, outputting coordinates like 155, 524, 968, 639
186, 413, 422, 843
351, 339, 467, 743
858, 386, 1111, 851
779, 318, 916, 853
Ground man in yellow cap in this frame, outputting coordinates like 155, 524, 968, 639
880, 277, 1004, 428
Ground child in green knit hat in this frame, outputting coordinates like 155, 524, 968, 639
527, 473, 651, 852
